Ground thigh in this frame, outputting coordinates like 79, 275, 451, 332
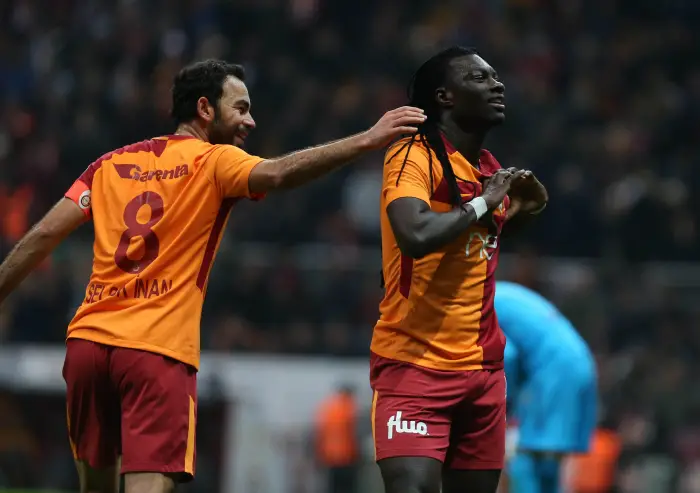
442, 469, 502, 493
370, 353, 463, 464
124, 472, 177, 493
446, 369, 506, 471
74, 459, 120, 493
63, 339, 121, 470
110, 347, 197, 482
378, 456, 442, 493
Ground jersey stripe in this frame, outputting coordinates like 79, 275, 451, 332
195, 198, 237, 291
477, 248, 502, 363
399, 255, 413, 298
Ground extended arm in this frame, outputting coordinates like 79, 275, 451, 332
0, 199, 86, 304
248, 107, 425, 194
249, 132, 372, 193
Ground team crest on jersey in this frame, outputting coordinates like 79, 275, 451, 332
78, 190, 91, 210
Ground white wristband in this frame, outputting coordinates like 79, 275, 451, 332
467, 197, 488, 220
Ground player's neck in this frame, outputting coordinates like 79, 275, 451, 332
174, 123, 209, 142
438, 120, 485, 167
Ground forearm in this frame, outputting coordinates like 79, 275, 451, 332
403, 205, 479, 258
0, 227, 65, 304
264, 132, 371, 189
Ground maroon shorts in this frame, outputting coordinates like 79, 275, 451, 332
63, 338, 197, 481
370, 352, 506, 470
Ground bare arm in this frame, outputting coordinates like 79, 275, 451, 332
248, 107, 426, 194
249, 132, 372, 193
0, 198, 86, 304
388, 170, 514, 259
387, 198, 481, 259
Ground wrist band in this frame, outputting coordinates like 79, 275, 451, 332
466, 197, 488, 220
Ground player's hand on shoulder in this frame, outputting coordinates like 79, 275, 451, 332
481, 168, 514, 210
505, 167, 548, 214
360, 106, 426, 150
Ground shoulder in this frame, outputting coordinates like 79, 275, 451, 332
78, 139, 156, 184
385, 136, 433, 164
200, 143, 259, 165
92, 138, 173, 168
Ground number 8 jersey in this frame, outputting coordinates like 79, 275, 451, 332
64, 135, 264, 369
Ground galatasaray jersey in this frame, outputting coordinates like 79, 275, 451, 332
64, 135, 264, 369
371, 136, 509, 371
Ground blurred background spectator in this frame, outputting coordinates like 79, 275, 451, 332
0, 0, 699, 491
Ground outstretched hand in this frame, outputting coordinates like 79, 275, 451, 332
361, 106, 426, 150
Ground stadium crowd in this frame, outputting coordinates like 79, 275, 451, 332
0, 0, 699, 491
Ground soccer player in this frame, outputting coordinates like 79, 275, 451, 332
0, 60, 426, 493
370, 46, 548, 493
496, 281, 598, 493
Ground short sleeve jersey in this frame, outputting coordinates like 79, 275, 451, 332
64, 135, 264, 369
371, 136, 509, 371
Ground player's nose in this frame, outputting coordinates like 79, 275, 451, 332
244, 114, 256, 129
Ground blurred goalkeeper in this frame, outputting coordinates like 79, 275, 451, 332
496, 281, 597, 493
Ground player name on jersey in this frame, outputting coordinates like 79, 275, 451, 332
84, 278, 174, 304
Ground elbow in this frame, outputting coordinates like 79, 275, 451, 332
396, 235, 429, 260
263, 164, 293, 190
250, 161, 287, 193
268, 170, 287, 190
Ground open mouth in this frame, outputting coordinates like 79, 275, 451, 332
488, 96, 505, 109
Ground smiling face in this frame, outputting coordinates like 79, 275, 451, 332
207, 76, 256, 147
439, 54, 506, 128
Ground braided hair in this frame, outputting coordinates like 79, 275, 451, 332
380, 47, 479, 288
388, 46, 479, 208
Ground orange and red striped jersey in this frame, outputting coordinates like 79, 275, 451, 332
64, 135, 264, 369
371, 136, 509, 371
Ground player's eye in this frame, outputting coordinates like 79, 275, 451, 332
471, 72, 487, 81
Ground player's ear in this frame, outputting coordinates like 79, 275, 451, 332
196, 97, 215, 123
435, 87, 454, 108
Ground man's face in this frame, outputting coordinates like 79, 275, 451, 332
441, 54, 506, 128
208, 76, 256, 147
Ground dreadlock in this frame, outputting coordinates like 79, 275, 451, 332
380, 46, 479, 288
388, 46, 479, 207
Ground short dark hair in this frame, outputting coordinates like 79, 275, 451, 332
170, 59, 246, 125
